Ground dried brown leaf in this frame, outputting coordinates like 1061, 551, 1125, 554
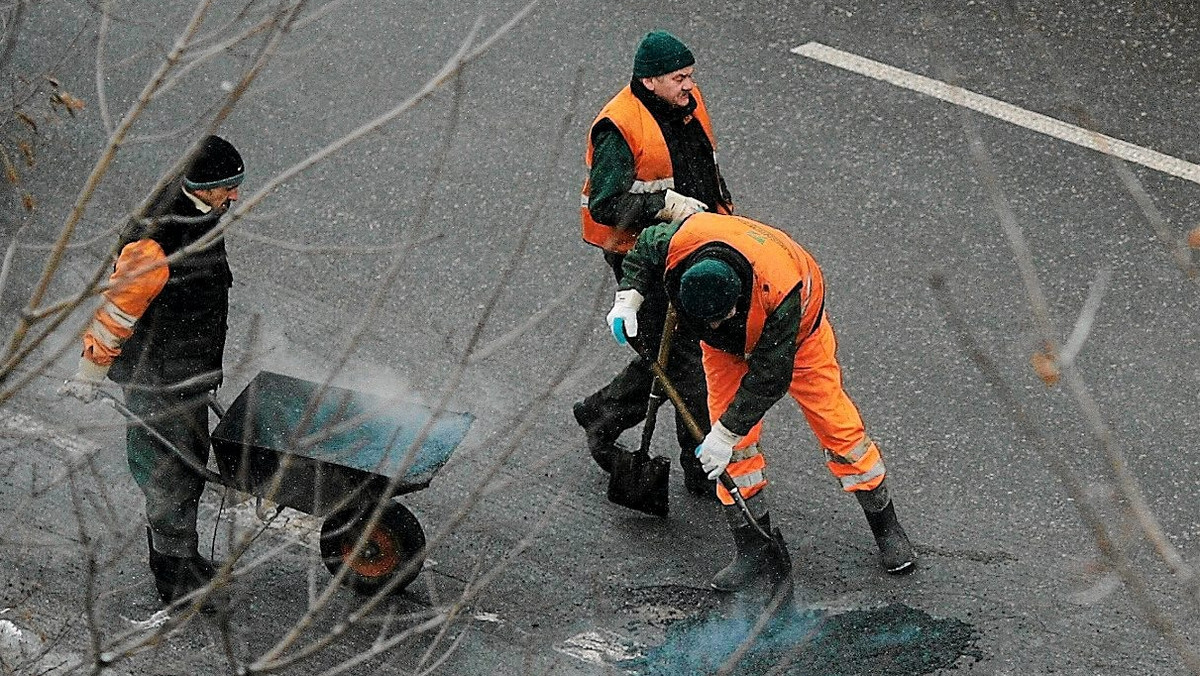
0, 146, 17, 184
1030, 346, 1060, 387
1187, 226, 1200, 250
17, 141, 32, 166
50, 91, 85, 116
15, 112, 37, 133
21, 192, 34, 211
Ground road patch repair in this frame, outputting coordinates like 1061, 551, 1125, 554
609, 585, 981, 675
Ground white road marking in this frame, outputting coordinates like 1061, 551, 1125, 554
555, 629, 642, 666
791, 41, 1200, 185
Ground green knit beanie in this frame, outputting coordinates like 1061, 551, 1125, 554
679, 258, 740, 322
632, 30, 695, 78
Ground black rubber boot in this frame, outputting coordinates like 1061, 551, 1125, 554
147, 528, 224, 613
856, 482, 916, 575
711, 511, 789, 592
572, 401, 621, 472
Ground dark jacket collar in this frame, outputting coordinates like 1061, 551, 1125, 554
630, 76, 697, 123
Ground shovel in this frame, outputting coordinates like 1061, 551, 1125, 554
605, 307, 679, 518
623, 334, 794, 591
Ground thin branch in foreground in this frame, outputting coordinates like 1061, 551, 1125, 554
930, 272, 1200, 676
1058, 265, 1111, 367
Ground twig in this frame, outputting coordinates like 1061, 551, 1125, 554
1059, 266, 1110, 367
950, 99, 1200, 672
94, 0, 113, 134
1, 0, 216, 373
0, 0, 26, 77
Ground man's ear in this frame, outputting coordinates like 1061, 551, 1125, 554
640, 76, 657, 93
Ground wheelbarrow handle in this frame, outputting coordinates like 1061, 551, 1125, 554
625, 328, 774, 544
97, 390, 225, 485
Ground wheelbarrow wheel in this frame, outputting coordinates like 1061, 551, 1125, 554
319, 502, 426, 595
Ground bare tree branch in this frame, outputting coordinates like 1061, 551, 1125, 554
94, 1, 114, 134
1, 0, 217, 371
1059, 265, 1111, 367
950, 101, 1200, 672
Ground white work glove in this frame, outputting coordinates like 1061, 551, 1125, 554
605, 288, 644, 345
695, 420, 744, 480
655, 189, 707, 222
57, 358, 109, 404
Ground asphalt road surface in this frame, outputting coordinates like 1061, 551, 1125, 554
2, 1, 1199, 674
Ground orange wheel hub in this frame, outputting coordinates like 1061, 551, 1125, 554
341, 527, 400, 578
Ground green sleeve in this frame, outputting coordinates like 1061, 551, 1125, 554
617, 221, 680, 295
588, 121, 667, 230
719, 289, 803, 436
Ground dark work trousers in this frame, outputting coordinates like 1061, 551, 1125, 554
582, 251, 711, 470
123, 385, 213, 557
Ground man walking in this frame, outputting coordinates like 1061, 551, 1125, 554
60, 135, 244, 610
608, 212, 916, 590
575, 30, 733, 496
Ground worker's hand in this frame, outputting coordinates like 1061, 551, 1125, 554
655, 190, 707, 222
57, 358, 108, 404
606, 288, 644, 345
695, 421, 744, 480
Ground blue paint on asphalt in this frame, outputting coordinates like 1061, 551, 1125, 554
620, 602, 979, 675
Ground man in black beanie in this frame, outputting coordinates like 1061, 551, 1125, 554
60, 135, 243, 612
576, 30, 734, 497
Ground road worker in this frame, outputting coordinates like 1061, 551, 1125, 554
60, 135, 244, 611
607, 212, 915, 590
574, 30, 733, 497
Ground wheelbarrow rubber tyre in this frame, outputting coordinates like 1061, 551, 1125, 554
320, 502, 426, 595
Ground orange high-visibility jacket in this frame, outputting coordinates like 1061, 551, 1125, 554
580, 85, 719, 254
664, 213, 825, 351
82, 240, 170, 368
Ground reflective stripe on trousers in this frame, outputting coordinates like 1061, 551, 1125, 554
702, 314, 887, 503
716, 446, 767, 506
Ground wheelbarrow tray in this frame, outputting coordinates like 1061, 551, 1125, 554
210, 371, 473, 517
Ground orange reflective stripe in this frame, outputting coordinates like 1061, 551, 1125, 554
829, 460, 886, 491
730, 442, 761, 463
81, 239, 169, 367
833, 436, 874, 464
716, 453, 767, 506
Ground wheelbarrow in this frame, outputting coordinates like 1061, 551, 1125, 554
157, 370, 472, 596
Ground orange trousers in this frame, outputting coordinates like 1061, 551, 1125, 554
703, 316, 886, 506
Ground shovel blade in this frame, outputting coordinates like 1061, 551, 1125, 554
607, 451, 670, 518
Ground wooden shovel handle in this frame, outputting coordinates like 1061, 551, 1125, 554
628, 313, 705, 443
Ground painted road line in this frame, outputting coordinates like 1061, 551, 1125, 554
791, 41, 1200, 186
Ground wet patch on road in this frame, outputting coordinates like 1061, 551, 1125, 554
618, 592, 981, 675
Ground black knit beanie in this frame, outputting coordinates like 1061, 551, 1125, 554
184, 135, 244, 190
632, 31, 695, 78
